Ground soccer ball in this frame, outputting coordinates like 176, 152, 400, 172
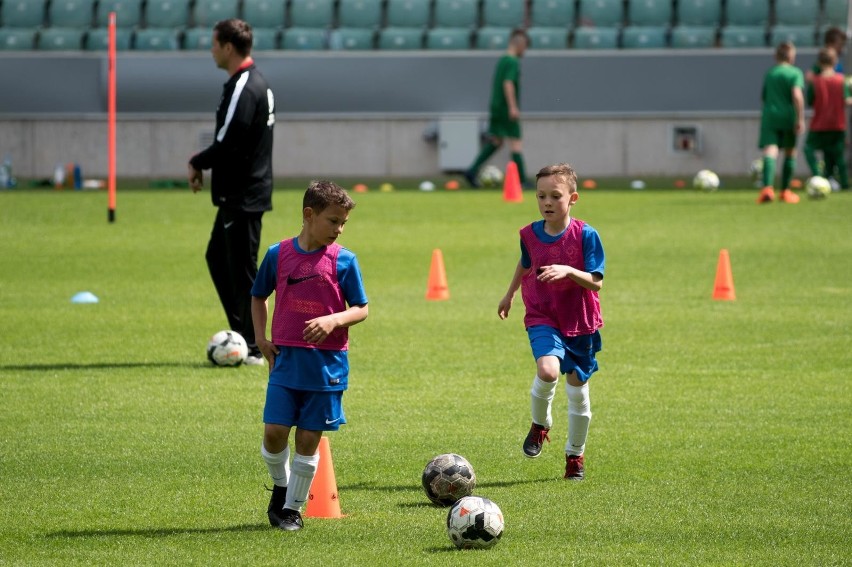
418, 180, 435, 192
478, 165, 504, 187
749, 159, 763, 187
206, 330, 248, 366
421, 453, 476, 506
805, 176, 831, 200
693, 169, 720, 191
446, 496, 504, 550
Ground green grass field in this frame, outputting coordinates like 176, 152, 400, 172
1, 184, 850, 566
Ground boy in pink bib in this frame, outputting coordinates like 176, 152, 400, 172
498, 163, 605, 480
252, 181, 368, 530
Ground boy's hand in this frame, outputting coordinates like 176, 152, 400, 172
188, 163, 203, 193
498, 295, 513, 319
303, 315, 337, 344
257, 338, 279, 366
537, 264, 571, 282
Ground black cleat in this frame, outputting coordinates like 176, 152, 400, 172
278, 508, 304, 531
266, 485, 287, 527
523, 422, 550, 458
463, 169, 480, 188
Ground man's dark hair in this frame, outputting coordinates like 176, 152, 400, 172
214, 19, 253, 57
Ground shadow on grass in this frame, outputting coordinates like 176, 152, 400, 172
424, 546, 457, 553
1, 362, 218, 372
46, 523, 269, 539
340, 477, 549, 495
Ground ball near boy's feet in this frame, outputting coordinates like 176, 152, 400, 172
522, 422, 550, 458
564, 454, 585, 481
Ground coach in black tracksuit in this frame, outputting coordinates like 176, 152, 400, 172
189, 19, 274, 365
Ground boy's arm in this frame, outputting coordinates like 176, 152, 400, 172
503, 80, 520, 120
498, 260, 529, 320
251, 296, 279, 364
538, 265, 603, 292
792, 86, 805, 134
303, 304, 369, 345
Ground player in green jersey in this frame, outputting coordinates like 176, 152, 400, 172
757, 42, 805, 204
465, 28, 530, 188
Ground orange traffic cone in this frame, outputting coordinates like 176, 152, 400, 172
503, 161, 523, 203
425, 248, 450, 301
712, 249, 736, 301
305, 437, 344, 519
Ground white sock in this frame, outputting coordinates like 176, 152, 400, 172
530, 375, 558, 428
284, 452, 320, 512
261, 444, 290, 487
565, 383, 591, 456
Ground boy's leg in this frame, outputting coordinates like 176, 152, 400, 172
828, 132, 849, 188
759, 144, 779, 203
283, 429, 323, 512
803, 132, 821, 176
564, 371, 591, 481
465, 137, 503, 187
262, 423, 291, 527
780, 146, 800, 203
524, 356, 560, 458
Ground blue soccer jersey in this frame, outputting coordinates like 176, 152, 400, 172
252, 238, 368, 391
520, 219, 605, 277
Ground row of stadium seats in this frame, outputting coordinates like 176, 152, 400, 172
0, 22, 838, 51
1, 0, 847, 30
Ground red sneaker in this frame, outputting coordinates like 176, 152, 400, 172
522, 422, 550, 458
756, 186, 775, 204
779, 189, 800, 204
564, 454, 585, 480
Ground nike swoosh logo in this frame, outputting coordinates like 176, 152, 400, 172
325, 417, 341, 425
223, 221, 234, 229
287, 274, 320, 285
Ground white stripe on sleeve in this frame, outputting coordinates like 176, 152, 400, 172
216, 71, 250, 143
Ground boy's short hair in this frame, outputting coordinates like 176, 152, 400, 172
535, 163, 578, 192
303, 180, 356, 213
824, 27, 846, 47
818, 47, 838, 68
214, 19, 253, 56
775, 41, 795, 62
510, 28, 529, 45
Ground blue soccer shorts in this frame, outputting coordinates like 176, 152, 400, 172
527, 325, 602, 383
263, 384, 347, 431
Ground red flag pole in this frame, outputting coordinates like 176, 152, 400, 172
107, 11, 117, 223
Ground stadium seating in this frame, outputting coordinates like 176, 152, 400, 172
329, 28, 376, 49
281, 27, 327, 49
1, 1, 46, 28
242, 0, 286, 29
433, 0, 479, 28
530, 0, 575, 28
38, 27, 85, 49
0, 28, 36, 49
95, 0, 142, 28
770, 24, 817, 46
425, 27, 471, 48
338, 0, 383, 29
573, 26, 619, 48
578, 0, 624, 27
628, 0, 673, 26
774, 0, 819, 25
476, 26, 511, 49
378, 27, 425, 49
85, 27, 133, 49
192, 0, 239, 28
676, 0, 722, 26
670, 25, 716, 47
481, 0, 525, 28
144, 0, 191, 28
385, 0, 431, 27
622, 26, 668, 48
48, 0, 95, 28
725, 0, 770, 26
183, 27, 213, 49
822, 0, 849, 26
134, 28, 180, 50
526, 26, 569, 48
289, 0, 334, 28
251, 28, 280, 50
719, 25, 767, 47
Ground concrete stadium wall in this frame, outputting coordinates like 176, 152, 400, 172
0, 49, 817, 178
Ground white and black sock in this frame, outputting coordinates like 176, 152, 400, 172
530, 375, 558, 429
261, 443, 290, 487
284, 452, 320, 512
565, 383, 591, 456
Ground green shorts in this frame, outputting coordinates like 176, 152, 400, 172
488, 113, 521, 140
805, 130, 845, 151
759, 125, 797, 149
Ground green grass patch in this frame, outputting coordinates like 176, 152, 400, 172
1, 185, 850, 566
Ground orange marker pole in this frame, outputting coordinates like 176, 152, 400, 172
107, 12, 117, 223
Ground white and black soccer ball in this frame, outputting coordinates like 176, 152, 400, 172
421, 453, 476, 506
478, 165, 504, 188
749, 158, 763, 187
446, 496, 504, 550
805, 176, 832, 200
693, 169, 720, 191
206, 330, 248, 366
